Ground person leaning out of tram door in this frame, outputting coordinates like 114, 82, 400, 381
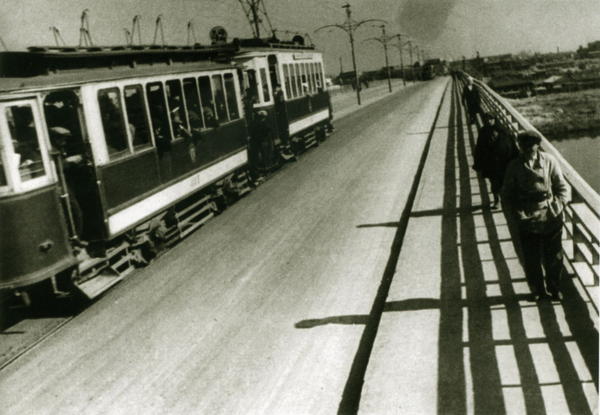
248, 110, 274, 185
462, 76, 481, 125
502, 130, 570, 301
273, 84, 295, 161
472, 113, 518, 209
48, 126, 86, 242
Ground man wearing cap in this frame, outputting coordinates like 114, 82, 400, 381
502, 130, 570, 301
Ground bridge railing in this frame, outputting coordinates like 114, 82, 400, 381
458, 73, 599, 314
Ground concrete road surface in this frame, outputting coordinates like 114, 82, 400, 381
0, 78, 448, 415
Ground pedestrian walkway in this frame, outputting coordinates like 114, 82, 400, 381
360, 81, 598, 414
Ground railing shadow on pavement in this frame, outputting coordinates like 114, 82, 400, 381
428, 81, 598, 414
292, 79, 598, 414
461, 72, 600, 315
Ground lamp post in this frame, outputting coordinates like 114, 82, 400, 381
364, 24, 393, 93
392, 34, 408, 86
404, 40, 413, 81
315, 3, 384, 105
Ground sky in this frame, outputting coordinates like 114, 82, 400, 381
1, 0, 599, 75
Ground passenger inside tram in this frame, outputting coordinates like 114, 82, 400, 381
44, 90, 94, 239
5, 106, 44, 180
202, 104, 219, 128
98, 91, 129, 156
170, 109, 191, 140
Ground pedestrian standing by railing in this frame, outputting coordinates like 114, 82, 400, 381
473, 113, 518, 208
502, 130, 571, 301
462, 76, 481, 125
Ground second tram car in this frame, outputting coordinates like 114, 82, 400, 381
233, 37, 333, 164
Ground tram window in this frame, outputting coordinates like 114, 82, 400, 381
223, 73, 240, 120
124, 85, 152, 150
211, 74, 228, 121
44, 91, 86, 160
296, 64, 304, 96
310, 63, 317, 92
183, 78, 205, 131
5, 105, 45, 181
315, 63, 321, 89
290, 64, 298, 98
198, 76, 218, 128
146, 82, 173, 150
283, 64, 291, 99
98, 88, 130, 159
166, 79, 189, 140
259, 68, 271, 102
317, 63, 324, 89
302, 63, 310, 93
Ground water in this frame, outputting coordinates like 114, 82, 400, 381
547, 135, 600, 194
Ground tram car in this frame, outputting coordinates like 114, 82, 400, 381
0, 45, 254, 304
0, 34, 333, 305
231, 34, 333, 164
421, 59, 444, 81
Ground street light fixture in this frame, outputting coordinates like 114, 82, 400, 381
315, 3, 385, 105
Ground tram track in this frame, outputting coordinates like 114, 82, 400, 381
0, 294, 86, 371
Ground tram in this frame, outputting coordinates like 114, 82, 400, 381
0, 37, 332, 305
233, 36, 333, 161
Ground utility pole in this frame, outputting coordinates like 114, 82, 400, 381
406, 40, 414, 80
392, 34, 407, 86
364, 24, 393, 93
315, 3, 384, 105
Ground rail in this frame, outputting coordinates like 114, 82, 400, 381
458, 72, 599, 313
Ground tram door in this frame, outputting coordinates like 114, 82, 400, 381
268, 55, 289, 147
43, 90, 105, 242
146, 82, 174, 183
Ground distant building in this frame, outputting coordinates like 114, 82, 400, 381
577, 41, 600, 59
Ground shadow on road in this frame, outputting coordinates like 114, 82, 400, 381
294, 80, 598, 414
436, 82, 597, 414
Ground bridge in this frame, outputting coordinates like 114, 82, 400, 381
0, 77, 597, 414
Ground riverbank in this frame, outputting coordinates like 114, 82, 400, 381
509, 89, 600, 139
510, 88, 600, 193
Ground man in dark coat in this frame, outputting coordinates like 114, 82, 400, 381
473, 114, 518, 208
463, 76, 481, 124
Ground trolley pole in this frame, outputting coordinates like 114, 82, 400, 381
250, 0, 261, 38
315, 3, 384, 105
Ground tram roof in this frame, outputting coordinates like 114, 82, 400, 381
233, 37, 318, 56
0, 60, 234, 94
0, 45, 238, 94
